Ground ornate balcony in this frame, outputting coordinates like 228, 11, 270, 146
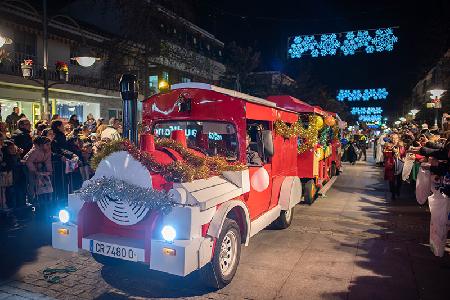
0, 52, 118, 91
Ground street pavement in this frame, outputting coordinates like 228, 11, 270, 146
1, 156, 450, 300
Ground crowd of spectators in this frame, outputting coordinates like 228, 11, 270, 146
375, 116, 450, 256
0, 107, 122, 221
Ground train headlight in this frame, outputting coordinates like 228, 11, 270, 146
58, 209, 70, 223
161, 225, 176, 242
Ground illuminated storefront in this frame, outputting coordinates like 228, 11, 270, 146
55, 99, 100, 121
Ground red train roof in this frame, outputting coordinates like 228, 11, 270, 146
266, 95, 326, 115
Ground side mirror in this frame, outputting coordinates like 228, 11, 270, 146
261, 130, 274, 157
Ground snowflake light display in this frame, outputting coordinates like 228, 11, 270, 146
337, 88, 388, 101
288, 35, 317, 58
351, 107, 383, 115
359, 115, 383, 122
288, 27, 398, 58
340, 32, 357, 56
372, 28, 398, 52
318, 34, 341, 56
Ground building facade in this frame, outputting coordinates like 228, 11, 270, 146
412, 49, 450, 107
245, 71, 297, 98
0, 0, 225, 124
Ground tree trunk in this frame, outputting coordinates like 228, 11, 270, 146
143, 46, 150, 99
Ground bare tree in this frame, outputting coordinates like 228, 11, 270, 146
221, 41, 260, 92
98, 0, 190, 98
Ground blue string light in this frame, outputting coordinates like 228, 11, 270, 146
359, 115, 383, 122
288, 27, 398, 58
351, 107, 383, 115
337, 88, 389, 101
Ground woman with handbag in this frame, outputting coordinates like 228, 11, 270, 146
24, 136, 53, 217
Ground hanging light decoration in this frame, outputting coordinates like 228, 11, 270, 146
0, 34, 12, 48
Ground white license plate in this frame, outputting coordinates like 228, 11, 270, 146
90, 240, 138, 262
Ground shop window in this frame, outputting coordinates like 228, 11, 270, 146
56, 100, 100, 121
108, 109, 123, 121
162, 71, 169, 82
57, 103, 84, 120
149, 75, 158, 94
181, 77, 191, 83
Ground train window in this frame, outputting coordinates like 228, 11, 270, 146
153, 121, 238, 160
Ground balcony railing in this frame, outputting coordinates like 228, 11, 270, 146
0, 54, 119, 91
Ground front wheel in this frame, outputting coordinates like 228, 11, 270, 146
273, 206, 295, 229
201, 218, 241, 289
304, 179, 316, 205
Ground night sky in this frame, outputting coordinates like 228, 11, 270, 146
194, 0, 450, 119
46, 0, 450, 119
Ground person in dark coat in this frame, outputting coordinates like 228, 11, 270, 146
246, 133, 263, 166
11, 118, 32, 158
2, 140, 25, 208
5, 107, 21, 133
69, 115, 80, 130
50, 120, 75, 205
67, 134, 83, 190
346, 141, 358, 165
51, 120, 72, 158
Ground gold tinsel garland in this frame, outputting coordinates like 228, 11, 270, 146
91, 139, 247, 183
274, 115, 323, 154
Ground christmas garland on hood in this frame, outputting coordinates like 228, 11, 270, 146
91, 139, 247, 183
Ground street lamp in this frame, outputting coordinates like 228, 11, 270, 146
70, 45, 100, 67
428, 89, 446, 129
0, 34, 12, 48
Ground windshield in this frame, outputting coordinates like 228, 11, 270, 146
153, 121, 239, 160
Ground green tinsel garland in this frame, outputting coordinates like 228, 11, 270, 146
78, 177, 174, 214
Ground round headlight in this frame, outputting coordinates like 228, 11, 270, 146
58, 209, 70, 223
161, 225, 176, 242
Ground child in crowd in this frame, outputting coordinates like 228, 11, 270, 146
80, 142, 94, 181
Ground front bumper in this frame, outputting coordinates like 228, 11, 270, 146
52, 221, 214, 277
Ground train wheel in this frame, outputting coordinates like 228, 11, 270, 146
304, 179, 316, 205
273, 206, 295, 229
330, 163, 337, 177
201, 218, 241, 289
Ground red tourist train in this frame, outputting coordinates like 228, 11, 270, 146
52, 81, 341, 288
268, 96, 342, 203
